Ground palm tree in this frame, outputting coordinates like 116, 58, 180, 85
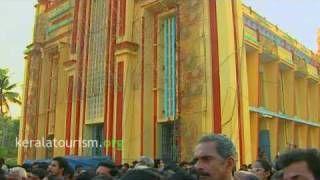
0, 68, 21, 116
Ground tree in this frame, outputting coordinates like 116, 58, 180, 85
0, 68, 21, 115
0, 115, 19, 166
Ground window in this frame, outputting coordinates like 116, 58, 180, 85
86, 0, 107, 123
162, 15, 177, 118
159, 122, 180, 162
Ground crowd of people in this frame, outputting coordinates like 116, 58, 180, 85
0, 134, 319, 180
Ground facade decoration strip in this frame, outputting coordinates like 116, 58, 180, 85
249, 106, 320, 127
243, 15, 316, 67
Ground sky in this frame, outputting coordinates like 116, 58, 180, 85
0, 0, 319, 117
0, 0, 37, 117
243, 0, 320, 51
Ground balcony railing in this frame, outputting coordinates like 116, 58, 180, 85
278, 46, 295, 69
306, 64, 319, 81
278, 46, 293, 64
259, 35, 278, 62
293, 56, 307, 77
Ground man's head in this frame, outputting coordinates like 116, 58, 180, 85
276, 149, 320, 180
96, 161, 115, 176
47, 157, 69, 177
135, 156, 155, 169
250, 159, 272, 180
194, 134, 236, 180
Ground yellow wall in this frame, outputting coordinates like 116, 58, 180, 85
19, 0, 320, 165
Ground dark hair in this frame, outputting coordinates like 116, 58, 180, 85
154, 159, 160, 168
31, 168, 48, 179
123, 163, 129, 168
97, 161, 118, 176
276, 149, 320, 179
32, 162, 49, 170
256, 159, 272, 172
198, 134, 236, 159
255, 159, 272, 179
76, 169, 96, 180
21, 163, 32, 172
97, 161, 115, 169
120, 169, 164, 180
52, 157, 69, 173
179, 161, 189, 167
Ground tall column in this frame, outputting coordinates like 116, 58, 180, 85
262, 61, 279, 158
246, 50, 259, 160
25, 44, 43, 161
18, 53, 32, 164
114, 42, 139, 163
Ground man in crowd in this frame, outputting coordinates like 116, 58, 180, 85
193, 134, 237, 180
96, 161, 116, 177
134, 156, 155, 169
276, 148, 320, 180
47, 156, 69, 179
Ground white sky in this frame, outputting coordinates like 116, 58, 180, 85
0, 0, 319, 117
0, 0, 37, 117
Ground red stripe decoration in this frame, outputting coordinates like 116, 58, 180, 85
46, 59, 54, 136
119, 0, 126, 36
231, 0, 244, 164
79, 0, 92, 156
115, 62, 124, 164
106, 0, 118, 157
65, 76, 74, 155
103, 0, 112, 155
71, 0, 80, 53
209, 0, 222, 133
75, 0, 87, 155
153, 15, 158, 158
140, 16, 145, 155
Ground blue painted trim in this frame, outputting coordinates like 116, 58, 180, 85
249, 106, 320, 127
47, 18, 73, 34
48, 2, 72, 21
168, 17, 172, 116
164, 18, 169, 117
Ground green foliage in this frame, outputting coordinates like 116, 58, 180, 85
0, 115, 19, 165
0, 147, 8, 157
0, 68, 21, 115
